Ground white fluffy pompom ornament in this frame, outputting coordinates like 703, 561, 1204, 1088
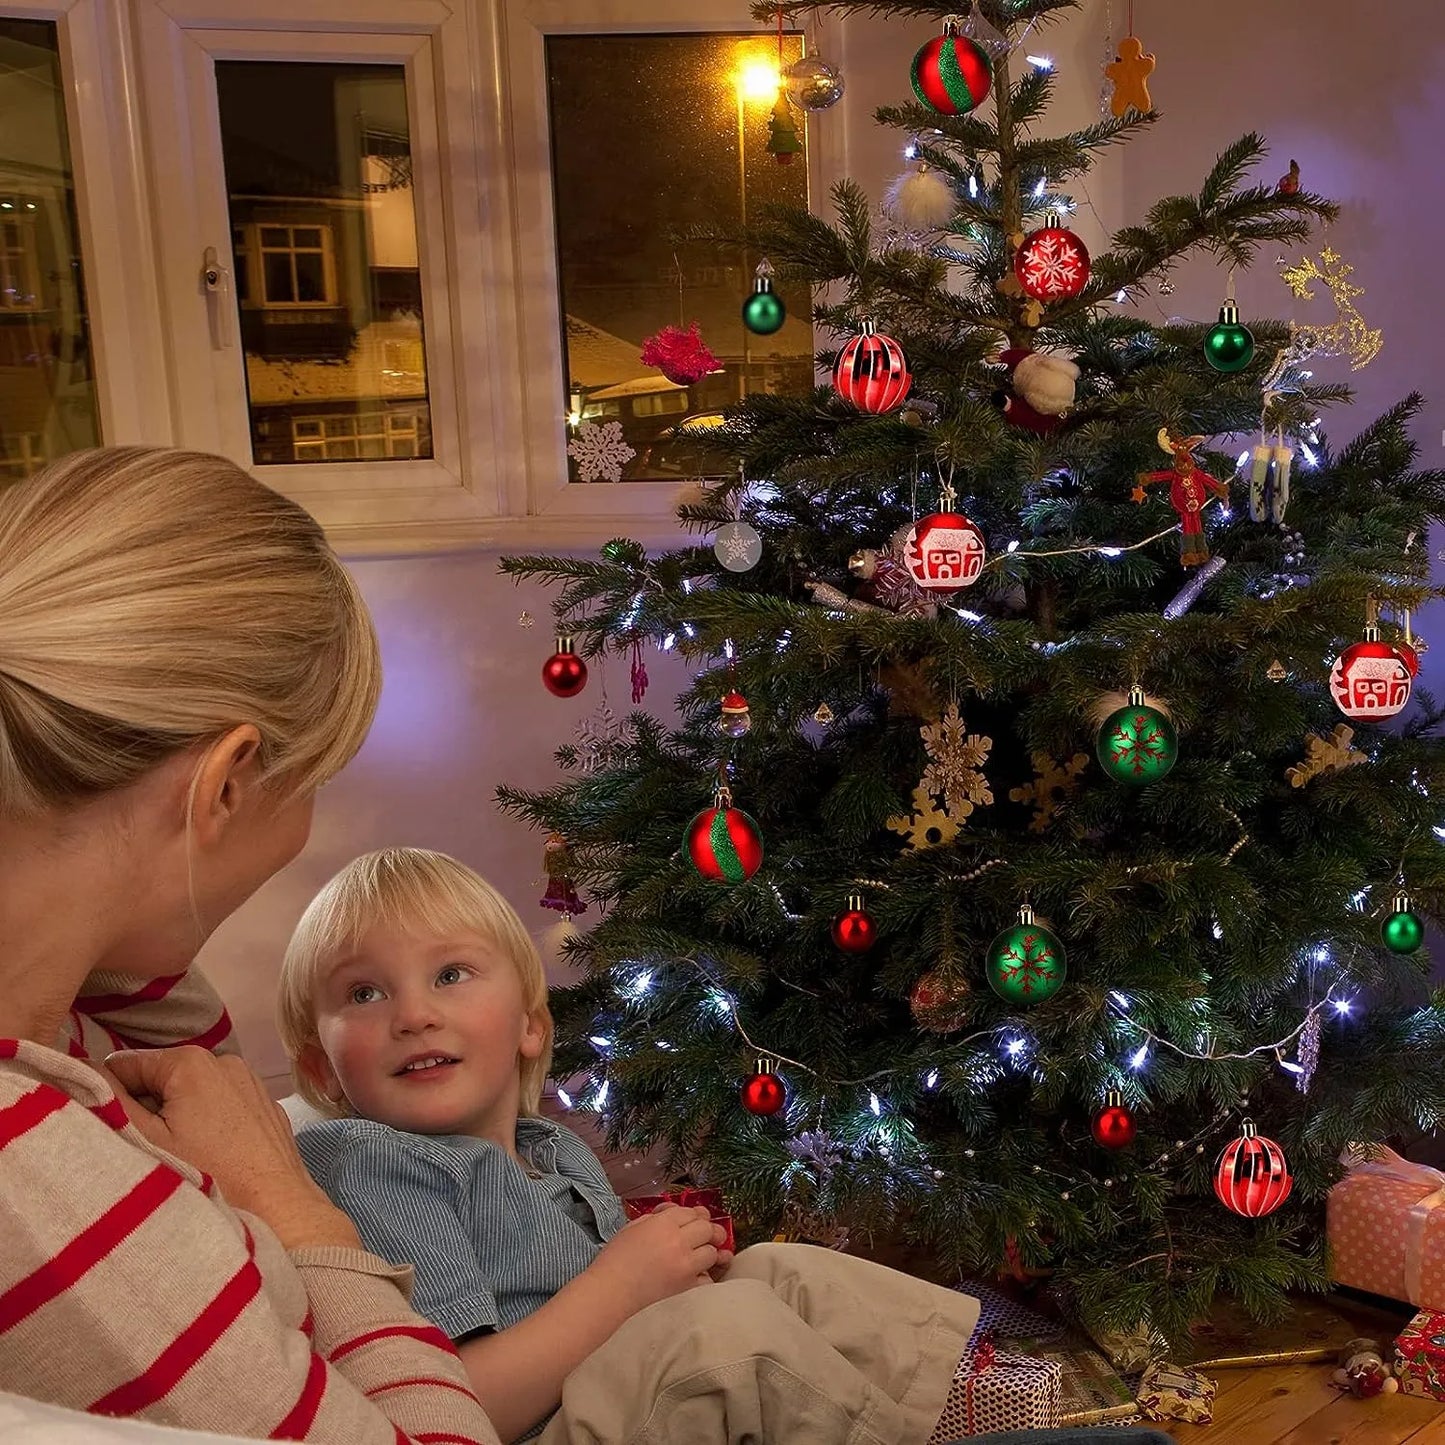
1011, 350, 1079, 415
884, 163, 957, 231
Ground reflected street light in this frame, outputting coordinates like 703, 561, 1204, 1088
733, 56, 779, 400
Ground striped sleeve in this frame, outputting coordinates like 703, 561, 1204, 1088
0, 1050, 501, 1445
65, 968, 237, 1060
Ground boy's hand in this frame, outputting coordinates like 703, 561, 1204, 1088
593, 1203, 731, 1314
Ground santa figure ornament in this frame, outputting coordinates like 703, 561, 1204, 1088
902, 507, 986, 592
1331, 623, 1413, 722
993, 347, 1079, 434
1133, 429, 1230, 567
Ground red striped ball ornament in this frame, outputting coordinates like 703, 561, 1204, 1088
1213, 1121, 1293, 1217
686, 803, 764, 883
911, 19, 993, 116
833, 319, 912, 413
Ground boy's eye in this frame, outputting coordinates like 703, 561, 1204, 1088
347, 983, 382, 1005
436, 965, 469, 986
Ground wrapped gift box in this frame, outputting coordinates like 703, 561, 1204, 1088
1138, 1362, 1216, 1424
957, 1341, 1063, 1435
1327, 1146, 1445, 1308
1394, 1308, 1445, 1400
623, 1187, 734, 1253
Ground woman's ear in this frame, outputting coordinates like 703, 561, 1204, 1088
189, 724, 264, 847
297, 1040, 346, 1107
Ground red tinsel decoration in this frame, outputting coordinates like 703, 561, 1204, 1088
640, 322, 721, 387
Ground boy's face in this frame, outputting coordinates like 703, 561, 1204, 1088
302, 920, 546, 1141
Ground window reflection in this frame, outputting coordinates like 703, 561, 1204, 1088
546, 33, 813, 482
215, 61, 432, 465
0, 19, 100, 484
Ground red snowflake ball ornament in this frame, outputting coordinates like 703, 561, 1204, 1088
1014, 212, 1091, 302
1330, 627, 1413, 721
1214, 1120, 1293, 1217
902, 511, 986, 593
833, 319, 912, 413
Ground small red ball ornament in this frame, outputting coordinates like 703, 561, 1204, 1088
542, 636, 588, 697
1330, 625, 1412, 722
1091, 1092, 1136, 1150
1213, 1120, 1293, 1217
1396, 642, 1421, 678
1014, 212, 1091, 301
833, 319, 912, 413
902, 511, 986, 592
685, 791, 764, 883
831, 893, 876, 953
741, 1060, 786, 1117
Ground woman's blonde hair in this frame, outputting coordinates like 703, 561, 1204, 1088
0, 446, 380, 817
278, 847, 555, 1118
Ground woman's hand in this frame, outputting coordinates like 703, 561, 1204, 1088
105, 1046, 362, 1251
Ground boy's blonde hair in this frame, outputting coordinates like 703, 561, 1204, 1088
278, 847, 555, 1119
0, 446, 380, 817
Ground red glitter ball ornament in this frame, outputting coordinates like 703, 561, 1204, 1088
831, 894, 876, 954
1091, 1093, 1136, 1150
909, 971, 971, 1032
1213, 1120, 1293, 1217
542, 636, 588, 698
741, 1063, 786, 1117
1014, 213, 1091, 301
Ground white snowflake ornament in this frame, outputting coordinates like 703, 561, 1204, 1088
567, 421, 636, 483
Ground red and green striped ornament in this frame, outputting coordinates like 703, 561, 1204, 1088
686, 788, 764, 883
911, 18, 993, 116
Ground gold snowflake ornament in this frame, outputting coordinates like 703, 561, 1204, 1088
919, 703, 994, 815
887, 703, 993, 849
1286, 723, 1367, 788
1009, 750, 1090, 832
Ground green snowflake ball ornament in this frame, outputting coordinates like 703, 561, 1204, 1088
1383, 892, 1425, 954
986, 904, 1067, 1004
1097, 687, 1178, 785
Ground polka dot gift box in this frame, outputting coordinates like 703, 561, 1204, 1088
1326, 1146, 1445, 1309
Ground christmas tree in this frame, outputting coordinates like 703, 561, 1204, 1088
500, 0, 1445, 1340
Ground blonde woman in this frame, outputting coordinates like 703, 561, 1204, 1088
0, 448, 500, 1445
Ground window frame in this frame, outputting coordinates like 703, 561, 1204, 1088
131, 0, 509, 550
500, 0, 837, 547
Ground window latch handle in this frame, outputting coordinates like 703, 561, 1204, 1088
201, 246, 234, 350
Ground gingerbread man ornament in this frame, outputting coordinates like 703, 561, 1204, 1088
1105, 35, 1155, 117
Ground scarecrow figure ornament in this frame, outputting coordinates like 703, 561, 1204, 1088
1133, 428, 1230, 567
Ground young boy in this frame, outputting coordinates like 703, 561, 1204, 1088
278, 848, 982, 1445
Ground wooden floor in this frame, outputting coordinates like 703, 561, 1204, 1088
1126, 1362, 1445, 1444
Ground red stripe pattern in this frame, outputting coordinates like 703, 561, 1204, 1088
0, 1165, 185, 1333
331, 1324, 457, 1364
269, 1350, 328, 1439
88, 1257, 264, 1415
74, 973, 185, 1015
0, 1083, 70, 1151
366, 1377, 478, 1402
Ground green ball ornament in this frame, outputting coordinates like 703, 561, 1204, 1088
1383, 893, 1425, 954
1204, 301, 1255, 373
986, 905, 1067, 1004
1097, 687, 1178, 785
742, 265, 786, 337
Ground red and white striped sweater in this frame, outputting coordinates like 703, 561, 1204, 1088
0, 970, 501, 1444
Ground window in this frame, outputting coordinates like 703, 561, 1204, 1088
544, 31, 813, 483
0, 17, 100, 483
214, 58, 432, 466
256, 224, 335, 307
0, 209, 42, 311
